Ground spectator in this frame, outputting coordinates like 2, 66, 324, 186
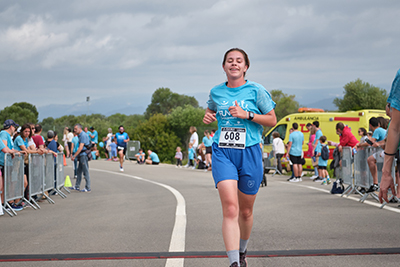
312, 121, 323, 152
285, 128, 295, 180
210, 129, 216, 138
91, 144, 99, 160
62, 127, 70, 157
115, 125, 130, 172
187, 143, 195, 168
32, 124, 46, 153
70, 124, 91, 193
359, 117, 387, 148
286, 123, 304, 182
307, 126, 318, 179
328, 122, 358, 153
379, 68, 400, 203
102, 128, 113, 160
109, 138, 118, 161
271, 131, 284, 174
174, 147, 182, 168
70, 131, 79, 178
0, 119, 24, 211
195, 148, 207, 170
135, 148, 146, 164
146, 150, 160, 165
46, 130, 58, 156
188, 126, 199, 167
89, 126, 98, 144
84, 127, 90, 138
316, 136, 331, 185
377, 116, 389, 130
202, 130, 213, 170
367, 103, 392, 193
357, 127, 368, 145
66, 128, 74, 158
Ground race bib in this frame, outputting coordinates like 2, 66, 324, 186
218, 127, 246, 149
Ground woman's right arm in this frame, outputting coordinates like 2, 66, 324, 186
203, 108, 216, 124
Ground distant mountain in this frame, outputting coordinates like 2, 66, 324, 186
37, 95, 150, 121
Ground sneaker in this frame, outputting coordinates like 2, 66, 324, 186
230, 262, 239, 267
289, 178, 299, 182
68, 186, 80, 191
287, 177, 295, 181
367, 184, 378, 193
74, 175, 77, 179
327, 175, 330, 179
298, 177, 302, 182
313, 177, 324, 182
321, 179, 327, 185
120, 167, 124, 172
7, 203, 23, 212
240, 250, 247, 267
80, 188, 91, 193
327, 178, 331, 185
310, 175, 318, 180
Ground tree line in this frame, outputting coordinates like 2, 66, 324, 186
0, 79, 388, 162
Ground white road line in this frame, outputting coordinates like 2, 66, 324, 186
90, 168, 186, 267
280, 181, 400, 214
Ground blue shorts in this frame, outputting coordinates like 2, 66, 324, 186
211, 142, 263, 195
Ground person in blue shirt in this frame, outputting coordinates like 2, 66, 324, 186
202, 130, 213, 170
115, 125, 130, 172
203, 48, 276, 267
135, 148, 145, 164
70, 132, 79, 178
380, 68, 400, 203
186, 143, 195, 168
89, 126, 98, 144
286, 123, 304, 182
70, 123, 91, 193
145, 150, 159, 165
315, 136, 331, 185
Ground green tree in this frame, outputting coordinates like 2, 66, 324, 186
144, 87, 199, 119
133, 114, 180, 163
333, 79, 388, 111
0, 103, 38, 126
270, 90, 299, 122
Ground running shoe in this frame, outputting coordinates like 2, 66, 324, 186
313, 177, 324, 182
310, 175, 318, 180
229, 262, 239, 267
120, 167, 124, 172
327, 178, 332, 185
289, 177, 299, 182
80, 188, 91, 193
68, 186, 80, 191
7, 203, 23, 212
366, 184, 378, 193
240, 250, 247, 267
321, 179, 327, 185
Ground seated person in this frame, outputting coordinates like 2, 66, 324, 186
145, 150, 160, 165
195, 148, 207, 169
135, 148, 146, 164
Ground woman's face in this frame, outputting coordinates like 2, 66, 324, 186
358, 129, 363, 136
223, 51, 248, 80
22, 128, 30, 138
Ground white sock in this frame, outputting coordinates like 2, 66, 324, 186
240, 239, 249, 253
227, 250, 239, 265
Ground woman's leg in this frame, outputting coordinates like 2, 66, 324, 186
238, 190, 257, 241
217, 179, 240, 251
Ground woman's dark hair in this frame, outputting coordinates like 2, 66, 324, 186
223, 48, 250, 77
377, 116, 388, 130
21, 123, 33, 139
358, 127, 367, 136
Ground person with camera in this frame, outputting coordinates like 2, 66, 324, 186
70, 123, 91, 193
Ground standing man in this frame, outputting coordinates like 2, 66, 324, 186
89, 126, 98, 144
70, 124, 91, 193
286, 122, 304, 182
115, 125, 129, 172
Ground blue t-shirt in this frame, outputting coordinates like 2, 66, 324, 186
316, 143, 328, 167
0, 131, 13, 166
288, 131, 304, 157
372, 127, 386, 142
47, 139, 58, 153
78, 131, 90, 156
115, 132, 129, 148
90, 130, 98, 144
13, 136, 28, 151
207, 80, 276, 147
72, 136, 79, 153
387, 69, 400, 112
202, 136, 213, 147
109, 142, 117, 153
188, 147, 195, 160
135, 152, 145, 160
313, 129, 323, 146
149, 152, 160, 163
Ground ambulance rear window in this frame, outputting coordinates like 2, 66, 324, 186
264, 124, 287, 144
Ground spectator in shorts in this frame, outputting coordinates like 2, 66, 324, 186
286, 123, 304, 182
272, 131, 285, 174
62, 127, 70, 157
358, 117, 387, 148
115, 125, 130, 172
70, 132, 79, 178
146, 150, 160, 165
202, 130, 213, 170
66, 128, 74, 157
175, 147, 182, 167
367, 103, 392, 193
109, 138, 118, 161
135, 148, 146, 164
89, 126, 98, 144
0, 119, 24, 211
187, 143, 195, 168
103, 128, 113, 160
315, 136, 331, 185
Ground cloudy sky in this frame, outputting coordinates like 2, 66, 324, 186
1, 0, 400, 117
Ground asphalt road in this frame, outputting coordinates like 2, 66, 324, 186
1, 159, 400, 267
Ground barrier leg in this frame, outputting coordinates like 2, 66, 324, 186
62, 186, 71, 194
42, 193, 55, 204
341, 185, 352, 197
2, 205, 14, 217
30, 197, 41, 209
22, 197, 37, 210
54, 188, 67, 199
4, 202, 17, 216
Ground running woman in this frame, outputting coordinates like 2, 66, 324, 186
115, 125, 129, 172
203, 48, 276, 267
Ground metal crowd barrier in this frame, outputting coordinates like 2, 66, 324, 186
43, 153, 56, 204
263, 144, 282, 176
54, 152, 69, 198
125, 140, 141, 161
339, 146, 398, 208
28, 153, 45, 209
2, 154, 34, 217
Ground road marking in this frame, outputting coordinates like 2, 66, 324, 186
90, 168, 186, 267
281, 181, 400, 214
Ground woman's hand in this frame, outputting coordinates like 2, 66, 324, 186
203, 108, 217, 124
229, 101, 247, 119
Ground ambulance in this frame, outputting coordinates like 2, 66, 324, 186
264, 109, 388, 171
